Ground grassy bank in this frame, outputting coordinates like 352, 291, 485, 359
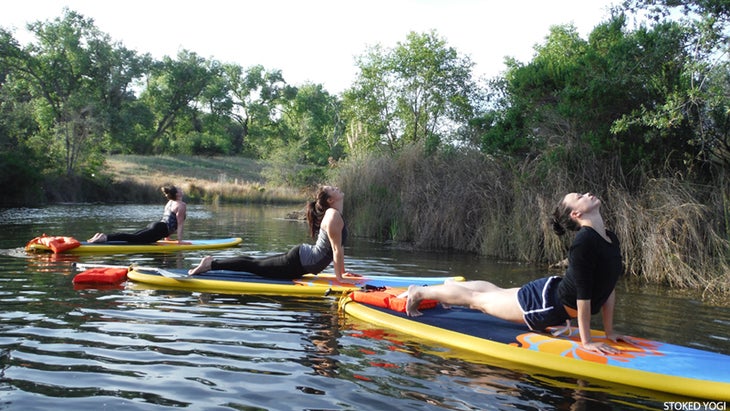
334, 145, 730, 300
42, 155, 308, 205
106, 154, 307, 204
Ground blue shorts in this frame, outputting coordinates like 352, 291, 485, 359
517, 276, 570, 331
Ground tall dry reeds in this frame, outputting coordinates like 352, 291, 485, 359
183, 181, 303, 204
336, 145, 515, 255
334, 144, 730, 298
609, 180, 730, 298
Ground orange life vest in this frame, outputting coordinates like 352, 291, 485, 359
25, 234, 81, 253
73, 267, 129, 284
349, 287, 438, 313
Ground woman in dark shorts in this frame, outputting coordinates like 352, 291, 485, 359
404, 192, 630, 354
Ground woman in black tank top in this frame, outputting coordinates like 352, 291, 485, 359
87, 185, 186, 244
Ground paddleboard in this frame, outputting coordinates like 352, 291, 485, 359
125, 266, 465, 296
339, 294, 730, 400
28, 237, 243, 254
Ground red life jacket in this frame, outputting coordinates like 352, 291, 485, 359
73, 267, 129, 284
349, 288, 437, 313
25, 234, 81, 253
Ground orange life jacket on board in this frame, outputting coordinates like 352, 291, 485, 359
25, 234, 81, 253
349, 288, 438, 313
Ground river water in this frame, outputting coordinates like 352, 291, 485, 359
0, 203, 728, 410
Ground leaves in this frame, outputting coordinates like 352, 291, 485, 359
345, 30, 480, 153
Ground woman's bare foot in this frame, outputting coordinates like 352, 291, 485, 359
87, 233, 107, 243
188, 256, 213, 275
405, 285, 424, 317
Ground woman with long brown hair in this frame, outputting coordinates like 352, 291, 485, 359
189, 185, 353, 281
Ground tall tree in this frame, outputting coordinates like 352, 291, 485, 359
221, 64, 297, 156
283, 83, 344, 165
619, 0, 730, 169
140, 50, 215, 153
344, 30, 478, 153
1, 9, 147, 175
480, 15, 705, 184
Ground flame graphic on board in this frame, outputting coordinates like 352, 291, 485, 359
512, 331, 664, 364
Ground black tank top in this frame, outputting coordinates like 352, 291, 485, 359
161, 202, 178, 234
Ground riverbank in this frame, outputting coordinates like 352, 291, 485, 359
41, 154, 307, 205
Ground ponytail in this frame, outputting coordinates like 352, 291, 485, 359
161, 185, 178, 201
551, 197, 580, 236
306, 187, 330, 239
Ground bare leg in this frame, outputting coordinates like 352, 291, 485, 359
445, 279, 505, 292
188, 256, 213, 275
405, 283, 524, 324
405, 283, 483, 316
399, 280, 502, 299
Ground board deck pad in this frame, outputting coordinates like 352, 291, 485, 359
126, 266, 464, 296
340, 297, 730, 400
28, 237, 243, 254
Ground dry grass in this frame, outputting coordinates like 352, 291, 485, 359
105, 154, 306, 204
107, 154, 263, 186
335, 144, 730, 298
610, 180, 730, 298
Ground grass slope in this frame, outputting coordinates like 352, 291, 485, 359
105, 154, 305, 204
107, 154, 266, 185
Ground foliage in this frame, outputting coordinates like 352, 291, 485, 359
344, 30, 480, 153
282, 83, 345, 166
0, 8, 343, 186
1, 9, 150, 176
140, 50, 217, 153
0, 151, 42, 205
619, 0, 730, 170
259, 140, 327, 188
219, 64, 298, 157
478, 13, 727, 189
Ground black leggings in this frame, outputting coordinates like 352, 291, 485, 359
106, 221, 169, 244
211, 246, 305, 279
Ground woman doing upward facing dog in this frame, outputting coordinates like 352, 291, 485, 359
189, 186, 356, 282
404, 192, 631, 354
88, 185, 187, 244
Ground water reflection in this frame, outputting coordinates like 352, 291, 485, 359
0, 204, 727, 409
341, 316, 685, 410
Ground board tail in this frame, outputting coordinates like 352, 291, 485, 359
348, 287, 438, 313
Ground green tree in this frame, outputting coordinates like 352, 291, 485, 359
101, 46, 154, 155
344, 30, 479, 153
220, 64, 297, 157
283, 83, 344, 165
140, 50, 216, 153
480, 15, 704, 183
1, 9, 147, 176
619, 0, 730, 169
0, 31, 43, 202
